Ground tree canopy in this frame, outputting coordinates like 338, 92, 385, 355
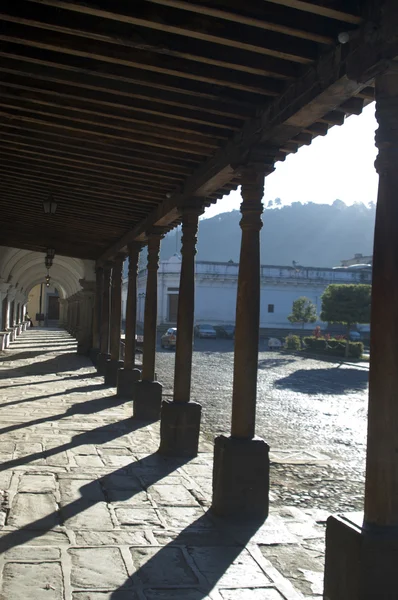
288, 297, 317, 328
321, 284, 371, 326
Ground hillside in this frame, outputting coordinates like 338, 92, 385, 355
160, 200, 376, 267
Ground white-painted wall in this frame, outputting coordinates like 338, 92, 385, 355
122, 254, 372, 330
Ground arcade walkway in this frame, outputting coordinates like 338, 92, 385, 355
0, 329, 309, 600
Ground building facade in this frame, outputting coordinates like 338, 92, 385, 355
122, 255, 372, 331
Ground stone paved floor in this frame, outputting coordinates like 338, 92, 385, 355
0, 329, 329, 599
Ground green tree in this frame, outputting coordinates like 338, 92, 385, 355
288, 297, 317, 329
321, 284, 371, 357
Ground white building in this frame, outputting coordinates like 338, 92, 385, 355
122, 255, 372, 331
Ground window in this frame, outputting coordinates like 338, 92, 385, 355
268, 304, 274, 313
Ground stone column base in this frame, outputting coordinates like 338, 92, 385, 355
324, 514, 398, 599
133, 380, 162, 420
159, 399, 201, 457
89, 347, 100, 366
117, 367, 142, 399
104, 358, 124, 386
97, 353, 111, 375
212, 435, 269, 521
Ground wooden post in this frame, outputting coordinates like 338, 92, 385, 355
98, 263, 111, 374
323, 66, 398, 600
133, 231, 164, 419
159, 202, 205, 456
105, 254, 125, 385
173, 207, 202, 403
116, 242, 143, 399
212, 164, 270, 519
231, 165, 265, 439
91, 266, 103, 354
141, 233, 162, 382
124, 243, 142, 370
364, 67, 398, 527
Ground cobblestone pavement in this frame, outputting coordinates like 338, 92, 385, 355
156, 338, 369, 516
0, 329, 335, 600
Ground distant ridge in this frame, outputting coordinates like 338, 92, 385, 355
160, 201, 376, 268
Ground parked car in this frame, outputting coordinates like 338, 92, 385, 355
214, 324, 235, 339
161, 327, 177, 349
194, 324, 217, 339
349, 331, 361, 341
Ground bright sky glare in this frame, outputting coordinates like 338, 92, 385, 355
203, 102, 378, 219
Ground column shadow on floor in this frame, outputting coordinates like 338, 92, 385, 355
275, 367, 369, 394
0, 446, 263, 599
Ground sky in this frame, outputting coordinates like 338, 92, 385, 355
203, 102, 378, 219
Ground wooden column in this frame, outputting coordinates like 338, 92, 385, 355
212, 164, 270, 519
159, 202, 204, 456
98, 263, 111, 374
92, 266, 103, 352
100, 264, 111, 356
109, 255, 124, 363
124, 243, 142, 370
173, 207, 202, 403
364, 67, 398, 527
142, 233, 162, 382
231, 165, 265, 439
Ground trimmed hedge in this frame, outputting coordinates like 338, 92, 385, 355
303, 336, 363, 359
285, 334, 301, 350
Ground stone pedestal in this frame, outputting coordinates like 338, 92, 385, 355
97, 352, 111, 375
104, 358, 124, 386
324, 515, 398, 599
159, 399, 201, 457
117, 367, 142, 399
89, 347, 100, 366
212, 435, 269, 521
133, 380, 162, 421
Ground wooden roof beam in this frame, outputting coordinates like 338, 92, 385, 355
0, 48, 255, 120
263, 0, 362, 24
25, 0, 317, 63
0, 19, 284, 98
144, 0, 334, 44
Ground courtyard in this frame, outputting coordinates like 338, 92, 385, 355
0, 329, 370, 599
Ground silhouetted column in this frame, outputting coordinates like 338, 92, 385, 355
159, 203, 204, 456
133, 230, 163, 420
105, 254, 125, 386
76, 281, 95, 356
324, 67, 398, 599
212, 165, 270, 519
90, 266, 103, 365
98, 263, 111, 374
117, 242, 143, 398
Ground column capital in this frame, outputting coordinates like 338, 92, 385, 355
127, 241, 145, 256
79, 279, 96, 294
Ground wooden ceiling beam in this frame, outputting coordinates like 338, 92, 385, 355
1, 195, 141, 229
0, 132, 194, 176
336, 97, 365, 116
0, 110, 211, 157
0, 181, 157, 218
0, 3, 300, 81
25, 0, 316, 63
0, 124, 201, 169
0, 165, 165, 205
0, 239, 101, 261
0, 77, 238, 136
0, 148, 182, 189
263, 0, 361, 24
0, 49, 253, 120
0, 19, 284, 98
0, 145, 185, 185
0, 91, 224, 147
145, 0, 334, 44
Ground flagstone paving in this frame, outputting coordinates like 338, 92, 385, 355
0, 329, 331, 599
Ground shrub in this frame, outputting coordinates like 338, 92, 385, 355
302, 336, 364, 359
285, 334, 301, 350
